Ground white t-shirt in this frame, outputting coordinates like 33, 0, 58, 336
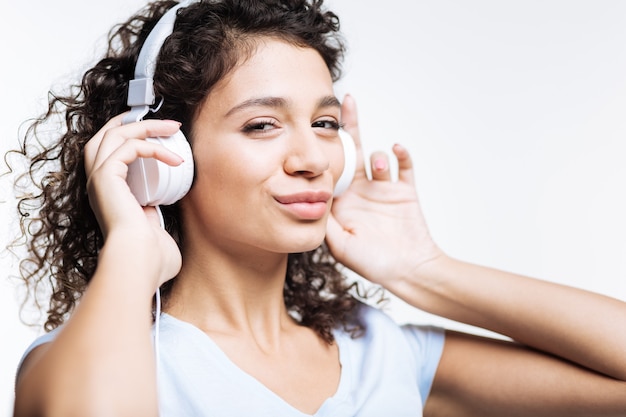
18, 304, 445, 416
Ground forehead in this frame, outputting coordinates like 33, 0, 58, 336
206, 38, 336, 113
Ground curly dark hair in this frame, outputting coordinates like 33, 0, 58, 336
7, 0, 367, 343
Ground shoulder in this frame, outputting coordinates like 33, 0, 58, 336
15, 327, 62, 385
336, 302, 446, 405
18, 327, 62, 366
339, 302, 444, 361
351, 302, 445, 345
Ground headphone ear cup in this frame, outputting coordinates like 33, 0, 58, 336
334, 129, 357, 197
127, 130, 194, 206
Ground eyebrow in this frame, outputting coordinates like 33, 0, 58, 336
225, 95, 341, 117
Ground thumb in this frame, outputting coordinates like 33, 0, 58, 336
326, 213, 349, 262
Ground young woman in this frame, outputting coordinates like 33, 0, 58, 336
11, 1, 626, 416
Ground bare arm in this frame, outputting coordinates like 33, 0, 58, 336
14, 116, 184, 417
327, 95, 626, 415
425, 331, 626, 417
399, 256, 626, 381
15, 236, 159, 417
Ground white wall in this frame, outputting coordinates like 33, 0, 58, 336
3, 0, 626, 414
2, 1, 153, 414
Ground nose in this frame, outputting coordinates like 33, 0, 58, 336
283, 128, 331, 178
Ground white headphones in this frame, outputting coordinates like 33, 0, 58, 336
123, 1, 356, 206
123, 2, 194, 206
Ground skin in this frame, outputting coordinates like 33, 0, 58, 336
331, 99, 626, 416
167, 39, 345, 413
13, 38, 626, 417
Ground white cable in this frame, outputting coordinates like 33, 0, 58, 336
154, 205, 165, 379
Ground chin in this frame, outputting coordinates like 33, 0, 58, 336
285, 234, 326, 254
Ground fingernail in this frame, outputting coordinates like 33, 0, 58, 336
374, 158, 387, 171
165, 120, 182, 127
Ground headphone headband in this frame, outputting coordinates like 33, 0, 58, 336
124, 1, 198, 124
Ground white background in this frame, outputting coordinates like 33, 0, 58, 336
3, 0, 626, 414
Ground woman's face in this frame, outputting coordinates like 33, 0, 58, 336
182, 38, 344, 256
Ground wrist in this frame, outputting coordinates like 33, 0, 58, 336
386, 253, 458, 311
95, 231, 164, 297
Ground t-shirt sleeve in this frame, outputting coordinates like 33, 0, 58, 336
400, 324, 445, 404
15, 327, 61, 385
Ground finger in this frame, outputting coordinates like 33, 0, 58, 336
392, 143, 416, 185
86, 138, 185, 213
325, 213, 350, 262
97, 137, 184, 176
84, 114, 126, 176
340, 94, 367, 176
370, 151, 392, 181
340, 94, 361, 148
90, 119, 183, 175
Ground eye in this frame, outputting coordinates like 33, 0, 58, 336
242, 119, 278, 133
312, 119, 341, 130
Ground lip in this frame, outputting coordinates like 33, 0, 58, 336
275, 190, 332, 204
274, 190, 332, 220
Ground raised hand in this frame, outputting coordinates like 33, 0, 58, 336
83, 114, 185, 286
326, 95, 443, 290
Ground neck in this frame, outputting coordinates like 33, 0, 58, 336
166, 242, 294, 345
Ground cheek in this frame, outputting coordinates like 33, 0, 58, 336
191, 145, 268, 203
186, 148, 241, 212
184, 167, 252, 233
193, 166, 248, 204
192, 140, 243, 187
